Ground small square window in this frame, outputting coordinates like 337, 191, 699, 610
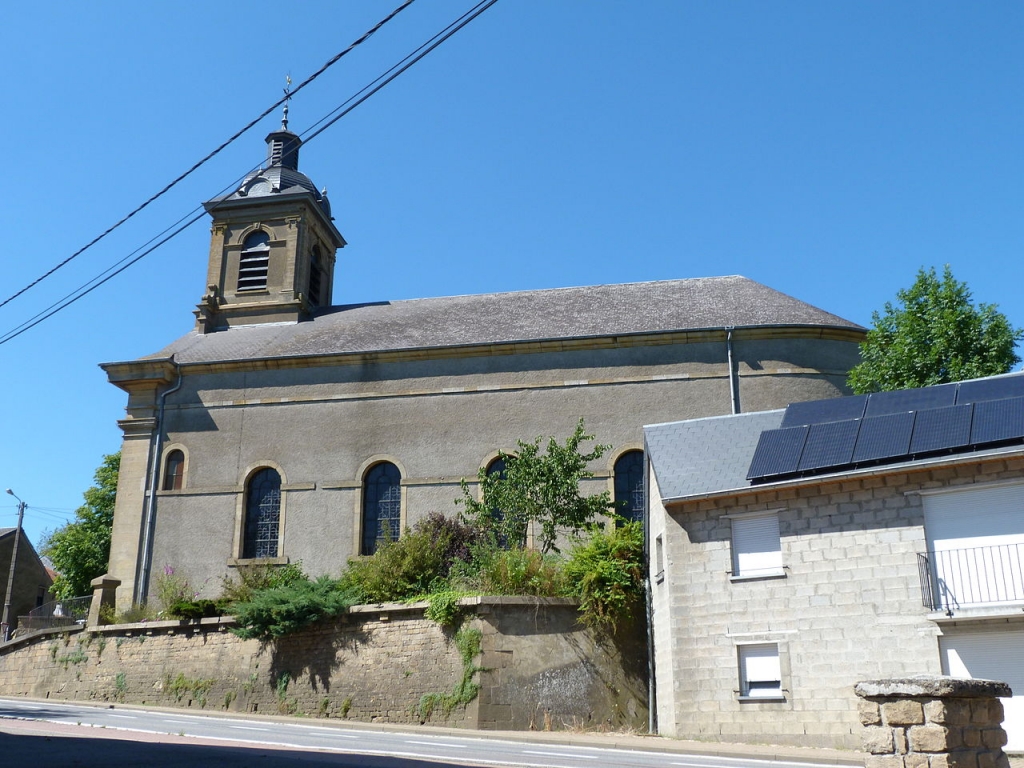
738, 643, 783, 699
731, 513, 783, 579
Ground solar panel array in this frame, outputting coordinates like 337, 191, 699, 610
747, 375, 1024, 482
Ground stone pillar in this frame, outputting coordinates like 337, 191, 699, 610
855, 676, 1011, 768
87, 575, 121, 627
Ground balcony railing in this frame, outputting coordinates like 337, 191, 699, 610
918, 543, 1024, 616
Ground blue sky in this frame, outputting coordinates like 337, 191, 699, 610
1, 1, 1021, 548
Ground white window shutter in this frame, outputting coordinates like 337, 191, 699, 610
732, 514, 783, 577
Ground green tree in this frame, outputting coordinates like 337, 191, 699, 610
457, 419, 613, 553
40, 452, 120, 599
848, 266, 1022, 394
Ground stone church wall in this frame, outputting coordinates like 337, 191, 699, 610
0, 597, 647, 731
137, 333, 858, 607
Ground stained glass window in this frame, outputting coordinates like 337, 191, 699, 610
362, 462, 401, 555
243, 468, 281, 559
613, 450, 645, 524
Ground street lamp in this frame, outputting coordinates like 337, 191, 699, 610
1, 488, 26, 642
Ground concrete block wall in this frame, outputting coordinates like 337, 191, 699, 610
0, 598, 647, 731
651, 455, 1024, 749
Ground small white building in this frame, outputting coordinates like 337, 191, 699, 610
645, 373, 1024, 750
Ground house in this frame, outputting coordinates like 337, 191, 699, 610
645, 373, 1024, 750
0, 529, 54, 636
100, 118, 864, 611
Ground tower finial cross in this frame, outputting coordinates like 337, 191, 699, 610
282, 75, 292, 130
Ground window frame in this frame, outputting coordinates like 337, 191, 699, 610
612, 449, 645, 525
242, 467, 283, 560
729, 510, 785, 581
737, 642, 785, 701
361, 461, 403, 556
161, 448, 186, 491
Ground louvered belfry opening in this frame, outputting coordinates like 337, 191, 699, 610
237, 231, 271, 291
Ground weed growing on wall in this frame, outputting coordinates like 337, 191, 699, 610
114, 672, 127, 701
164, 673, 215, 707
417, 626, 484, 721
57, 647, 87, 670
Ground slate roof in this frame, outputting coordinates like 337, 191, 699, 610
0, 527, 14, 538
143, 276, 861, 365
645, 372, 1024, 504
645, 410, 784, 502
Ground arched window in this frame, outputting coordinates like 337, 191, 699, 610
162, 449, 185, 491
613, 450, 645, 524
362, 462, 401, 556
486, 457, 510, 548
308, 244, 323, 307
238, 231, 270, 291
243, 468, 281, 559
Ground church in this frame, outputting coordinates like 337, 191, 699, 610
101, 119, 865, 608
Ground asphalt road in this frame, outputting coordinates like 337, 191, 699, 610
0, 697, 857, 768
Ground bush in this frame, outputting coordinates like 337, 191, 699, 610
231, 576, 358, 641
340, 513, 481, 603
220, 561, 307, 606
451, 545, 563, 597
560, 521, 644, 631
165, 599, 223, 621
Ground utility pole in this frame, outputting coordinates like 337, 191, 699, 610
1, 489, 26, 642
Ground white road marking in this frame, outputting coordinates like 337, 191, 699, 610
405, 740, 468, 748
523, 750, 599, 759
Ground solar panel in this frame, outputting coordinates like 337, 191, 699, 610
852, 412, 915, 463
909, 404, 973, 454
797, 419, 859, 472
970, 396, 1024, 445
956, 375, 1024, 405
746, 426, 809, 480
781, 395, 867, 428
866, 384, 957, 418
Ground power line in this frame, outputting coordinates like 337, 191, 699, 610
0, 0, 500, 348
0, 0, 417, 314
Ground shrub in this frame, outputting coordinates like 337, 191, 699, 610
560, 521, 644, 630
231, 576, 358, 641
165, 599, 223, 621
452, 545, 562, 596
220, 561, 307, 606
340, 513, 481, 603
154, 566, 195, 613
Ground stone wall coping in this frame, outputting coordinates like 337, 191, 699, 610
0, 623, 85, 654
61, 596, 579, 634
345, 595, 577, 615
88, 616, 237, 634
855, 676, 1012, 700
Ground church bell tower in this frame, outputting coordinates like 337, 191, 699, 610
194, 108, 346, 333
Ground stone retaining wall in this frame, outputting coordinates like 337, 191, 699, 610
0, 597, 647, 731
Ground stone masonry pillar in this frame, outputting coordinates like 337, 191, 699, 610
87, 575, 121, 627
855, 676, 1011, 768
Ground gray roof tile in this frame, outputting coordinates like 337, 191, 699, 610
645, 410, 785, 501
142, 276, 861, 365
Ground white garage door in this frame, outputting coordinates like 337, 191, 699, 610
939, 629, 1024, 752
